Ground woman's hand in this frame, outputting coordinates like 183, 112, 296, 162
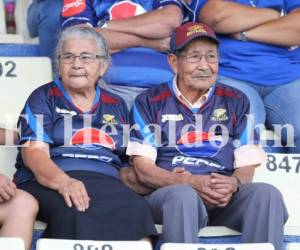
56, 175, 90, 212
0, 173, 16, 203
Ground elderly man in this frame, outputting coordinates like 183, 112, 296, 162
122, 22, 288, 250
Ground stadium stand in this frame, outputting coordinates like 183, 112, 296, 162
0, 3, 300, 250
0, 237, 25, 250
160, 243, 275, 250
36, 239, 152, 250
0, 52, 300, 250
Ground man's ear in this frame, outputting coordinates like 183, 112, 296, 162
167, 53, 178, 74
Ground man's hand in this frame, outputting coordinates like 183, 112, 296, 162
210, 173, 238, 207
56, 175, 90, 212
120, 167, 154, 194
190, 175, 226, 208
0, 173, 17, 203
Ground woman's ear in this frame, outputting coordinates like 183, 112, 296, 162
99, 61, 109, 78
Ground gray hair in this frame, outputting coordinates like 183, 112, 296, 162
55, 26, 111, 70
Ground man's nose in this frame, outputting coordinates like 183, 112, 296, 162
196, 56, 210, 68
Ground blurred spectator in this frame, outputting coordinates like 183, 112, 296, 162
27, 0, 63, 58
4, 0, 16, 34
14, 26, 157, 241
199, 0, 300, 152
0, 128, 38, 250
61, 0, 206, 107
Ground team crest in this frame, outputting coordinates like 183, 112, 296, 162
102, 114, 117, 124
211, 108, 228, 122
187, 24, 206, 37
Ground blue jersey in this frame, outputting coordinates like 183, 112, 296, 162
129, 80, 257, 176
61, 0, 205, 88
198, 0, 300, 86
15, 78, 129, 185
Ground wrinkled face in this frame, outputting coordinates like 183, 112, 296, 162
168, 39, 219, 92
59, 38, 107, 92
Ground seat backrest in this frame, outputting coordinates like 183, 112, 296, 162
0, 238, 25, 250
160, 243, 275, 250
0, 57, 52, 128
253, 153, 300, 235
286, 243, 300, 250
0, 0, 6, 34
36, 239, 152, 250
15, 0, 32, 39
0, 56, 52, 179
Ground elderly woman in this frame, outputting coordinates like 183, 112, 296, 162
14, 26, 156, 241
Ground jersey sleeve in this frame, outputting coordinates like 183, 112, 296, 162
126, 93, 158, 162
17, 86, 54, 145
61, 0, 95, 28
153, 0, 184, 12
233, 94, 266, 168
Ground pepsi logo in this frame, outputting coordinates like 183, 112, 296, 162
62, 0, 86, 17
71, 128, 115, 150
109, 1, 146, 20
176, 131, 222, 158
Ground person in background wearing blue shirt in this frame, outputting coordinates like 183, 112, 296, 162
27, 0, 63, 59
199, 0, 300, 152
61, 0, 206, 108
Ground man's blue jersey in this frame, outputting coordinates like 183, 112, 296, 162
61, 0, 204, 28
130, 81, 257, 176
15, 78, 129, 185
61, 0, 205, 88
209, 0, 300, 86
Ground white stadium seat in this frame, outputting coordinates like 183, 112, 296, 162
36, 239, 152, 250
0, 56, 52, 230
287, 243, 300, 250
0, 237, 25, 250
0, 56, 52, 128
253, 153, 300, 235
161, 243, 275, 250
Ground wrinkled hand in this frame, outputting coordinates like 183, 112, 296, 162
173, 167, 192, 176
0, 173, 16, 203
120, 167, 154, 195
57, 177, 90, 212
190, 175, 226, 208
210, 173, 237, 207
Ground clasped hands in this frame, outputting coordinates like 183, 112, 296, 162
173, 167, 238, 208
